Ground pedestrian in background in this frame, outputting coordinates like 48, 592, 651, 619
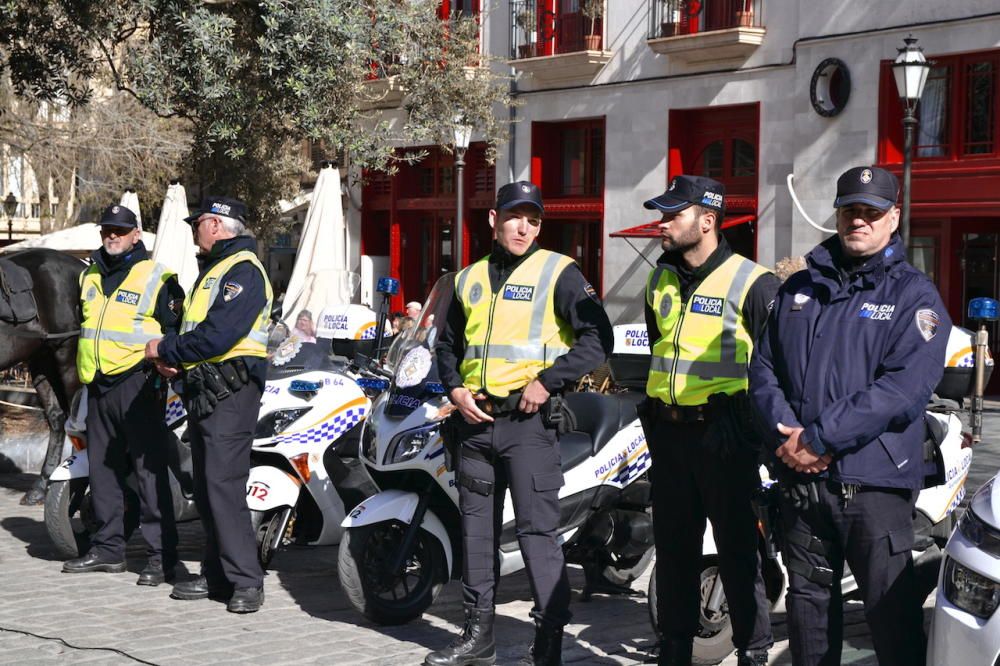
640, 175, 777, 666
427, 180, 613, 666
63, 203, 183, 586
145, 196, 273, 614
750, 166, 950, 666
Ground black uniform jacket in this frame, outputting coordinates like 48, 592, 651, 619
87, 241, 185, 394
436, 241, 614, 395
158, 236, 269, 390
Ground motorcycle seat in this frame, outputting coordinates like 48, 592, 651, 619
560, 432, 593, 472
563, 391, 641, 456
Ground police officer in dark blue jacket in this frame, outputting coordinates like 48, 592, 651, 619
145, 196, 272, 613
749, 166, 950, 666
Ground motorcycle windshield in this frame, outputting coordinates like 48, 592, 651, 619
267, 316, 338, 375
383, 273, 456, 417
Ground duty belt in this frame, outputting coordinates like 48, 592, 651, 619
652, 400, 708, 423
478, 391, 523, 416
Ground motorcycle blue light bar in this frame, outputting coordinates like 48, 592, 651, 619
290, 380, 323, 393
425, 382, 445, 394
969, 297, 1000, 322
377, 277, 400, 296
356, 377, 391, 391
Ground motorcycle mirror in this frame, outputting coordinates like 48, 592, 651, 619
270, 302, 284, 323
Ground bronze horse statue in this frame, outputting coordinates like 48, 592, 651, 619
0, 248, 84, 505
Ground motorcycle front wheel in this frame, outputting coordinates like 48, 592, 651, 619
250, 506, 293, 570
338, 520, 448, 625
647, 557, 735, 666
44, 479, 139, 559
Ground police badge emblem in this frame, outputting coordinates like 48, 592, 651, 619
915, 309, 940, 342
469, 282, 483, 305
86, 286, 97, 301
860, 168, 873, 184
659, 293, 673, 318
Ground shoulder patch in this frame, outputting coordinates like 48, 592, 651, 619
915, 309, 940, 342
583, 282, 598, 300
223, 281, 243, 302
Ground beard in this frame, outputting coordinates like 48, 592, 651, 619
661, 224, 702, 254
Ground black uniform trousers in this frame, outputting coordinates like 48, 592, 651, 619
456, 410, 572, 626
779, 482, 924, 666
186, 380, 264, 590
87, 371, 177, 566
646, 419, 772, 652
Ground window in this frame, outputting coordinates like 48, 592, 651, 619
880, 50, 1000, 164
532, 119, 605, 198
30, 203, 40, 218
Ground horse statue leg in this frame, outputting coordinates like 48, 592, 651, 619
20, 361, 73, 506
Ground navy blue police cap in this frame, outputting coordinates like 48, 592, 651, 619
495, 181, 544, 215
833, 167, 899, 210
644, 175, 725, 213
184, 196, 248, 224
98, 204, 138, 229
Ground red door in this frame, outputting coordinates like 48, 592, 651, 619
399, 212, 455, 308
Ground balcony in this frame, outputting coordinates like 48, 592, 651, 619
509, 0, 612, 84
646, 0, 765, 64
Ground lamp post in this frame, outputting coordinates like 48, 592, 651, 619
453, 122, 472, 270
892, 34, 931, 252
3, 192, 17, 241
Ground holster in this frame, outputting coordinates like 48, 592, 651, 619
183, 365, 218, 419
542, 394, 577, 434
440, 413, 463, 472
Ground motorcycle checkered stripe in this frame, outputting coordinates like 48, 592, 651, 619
165, 397, 186, 425
274, 405, 368, 446
610, 448, 651, 486
359, 324, 376, 340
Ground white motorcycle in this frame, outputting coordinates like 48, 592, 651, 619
611, 321, 980, 665
245, 303, 388, 569
336, 274, 656, 625
44, 384, 198, 559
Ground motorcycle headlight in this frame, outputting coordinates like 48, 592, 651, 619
958, 509, 1000, 558
255, 407, 312, 439
943, 556, 1000, 619
386, 424, 439, 465
361, 420, 378, 463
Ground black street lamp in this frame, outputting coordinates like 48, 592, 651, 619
892, 34, 931, 252
453, 122, 472, 270
3, 192, 17, 240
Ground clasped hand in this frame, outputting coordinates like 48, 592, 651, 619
775, 422, 832, 474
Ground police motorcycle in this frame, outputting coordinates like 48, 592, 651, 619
244, 283, 392, 569
337, 273, 656, 625
928, 297, 1000, 665
44, 385, 198, 559
607, 318, 983, 665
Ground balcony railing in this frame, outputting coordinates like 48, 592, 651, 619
647, 0, 762, 39
510, 1, 605, 60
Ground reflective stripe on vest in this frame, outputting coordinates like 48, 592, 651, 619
77, 260, 174, 384
646, 254, 769, 406
180, 250, 272, 370
455, 249, 575, 397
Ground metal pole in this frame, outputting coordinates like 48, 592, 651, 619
7, 217, 11, 240
901, 107, 918, 253
455, 147, 467, 270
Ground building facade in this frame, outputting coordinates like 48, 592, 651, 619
348, 0, 1000, 348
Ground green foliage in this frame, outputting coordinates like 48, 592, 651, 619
0, 1, 514, 236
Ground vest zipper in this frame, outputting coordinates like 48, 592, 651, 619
480, 287, 501, 392
93, 284, 114, 375
668, 304, 687, 405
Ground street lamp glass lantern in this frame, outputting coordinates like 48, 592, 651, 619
453, 124, 472, 151
893, 35, 931, 110
3, 193, 17, 219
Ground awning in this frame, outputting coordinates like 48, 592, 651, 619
609, 214, 756, 238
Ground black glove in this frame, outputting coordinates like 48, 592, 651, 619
781, 481, 820, 511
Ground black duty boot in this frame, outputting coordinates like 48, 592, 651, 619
520, 620, 563, 666
137, 558, 175, 586
170, 575, 232, 601
736, 649, 768, 666
424, 604, 496, 666
227, 587, 264, 613
62, 551, 127, 574
651, 637, 693, 666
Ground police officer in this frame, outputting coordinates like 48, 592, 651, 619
749, 166, 950, 666
641, 175, 777, 666
144, 196, 272, 614
63, 204, 183, 585
428, 181, 613, 666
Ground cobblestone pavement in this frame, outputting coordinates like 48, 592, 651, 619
3, 400, 999, 665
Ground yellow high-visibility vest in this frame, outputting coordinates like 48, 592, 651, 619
77, 260, 175, 384
646, 253, 770, 406
455, 249, 576, 398
180, 250, 272, 371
